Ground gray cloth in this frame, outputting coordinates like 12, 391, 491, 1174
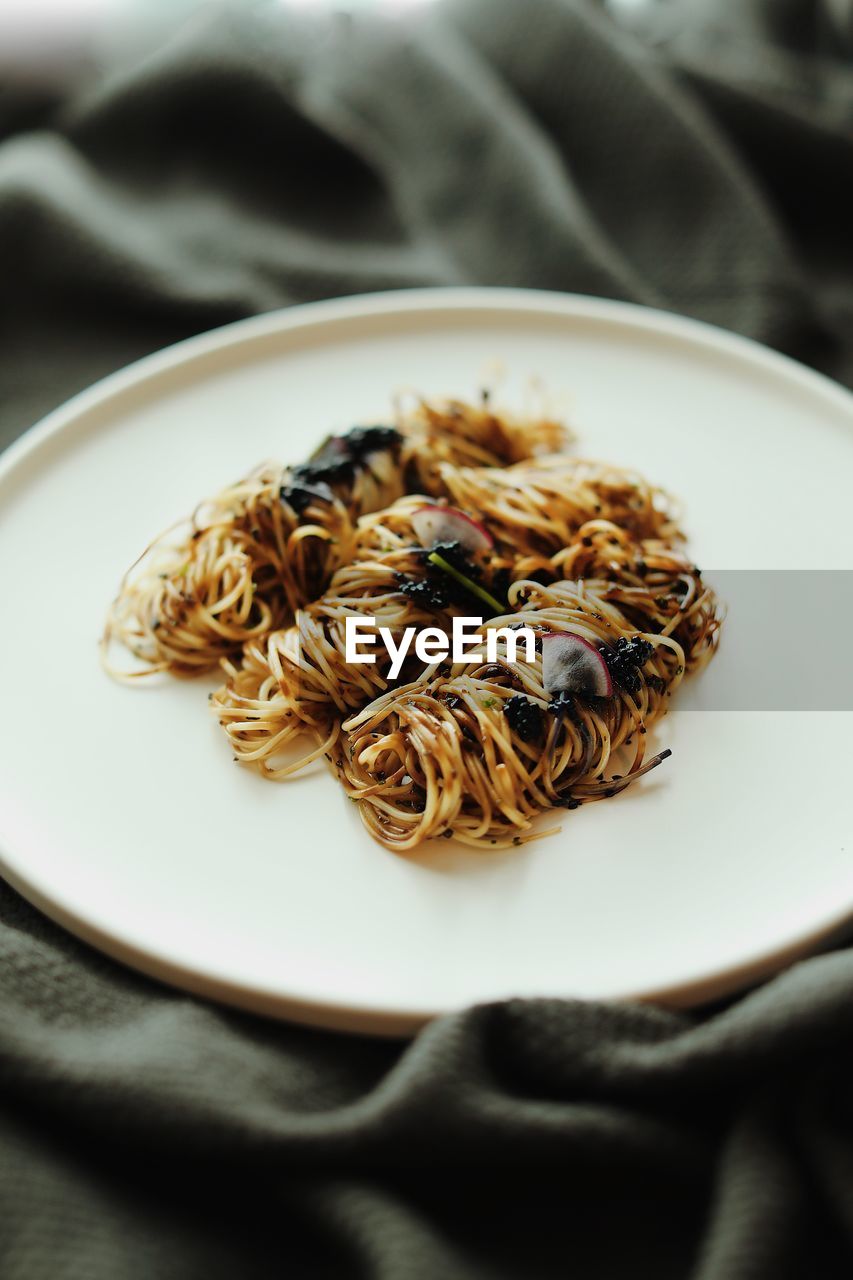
1, 1, 852, 1276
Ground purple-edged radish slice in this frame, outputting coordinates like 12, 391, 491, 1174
542, 631, 614, 699
411, 505, 493, 554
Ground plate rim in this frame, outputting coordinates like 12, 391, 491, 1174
2, 285, 852, 1037
4, 286, 853, 483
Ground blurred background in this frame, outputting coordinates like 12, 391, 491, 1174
2, 0, 852, 456
3, 4, 853, 1278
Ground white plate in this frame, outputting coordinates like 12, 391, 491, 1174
1, 288, 852, 1036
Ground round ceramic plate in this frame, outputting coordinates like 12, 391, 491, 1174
1, 289, 851, 1035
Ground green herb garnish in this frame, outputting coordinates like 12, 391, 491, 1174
427, 552, 504, 616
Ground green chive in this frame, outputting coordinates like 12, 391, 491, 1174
427, 552, 504, 616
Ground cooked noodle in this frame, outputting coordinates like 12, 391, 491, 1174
338, 575, 719, 850
211, 459, 692, 779
103, 389, 722, 853
103, 398, 566, 678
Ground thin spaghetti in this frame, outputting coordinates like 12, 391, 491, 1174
211, 457, 692, 780
103, 391, 722, 853
103, 398, 566, 678
339, 574, 719, 850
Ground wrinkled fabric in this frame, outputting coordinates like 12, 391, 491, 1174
1, 1, 852, 1276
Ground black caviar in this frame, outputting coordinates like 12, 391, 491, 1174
397, 539, 509, 615
602, 636, 656, 693
279, 478, 335, 515
430, 540, 485, 582
281, 424, 401, 499
504, 695, 544, 742
548, 691, 585, 719
397, 574, 453, 610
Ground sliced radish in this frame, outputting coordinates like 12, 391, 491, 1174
411, 505, 494, 554
542, 631, 614, 699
